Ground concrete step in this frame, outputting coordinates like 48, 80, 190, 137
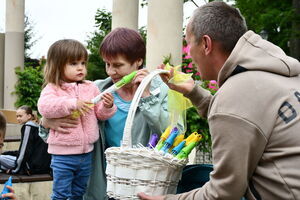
0, 180, 52, 200
5, 124, 21, 137
3, 141, 20, 152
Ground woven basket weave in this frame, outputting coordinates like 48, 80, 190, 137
105, 69, 187, 200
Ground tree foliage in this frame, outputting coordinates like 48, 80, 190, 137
24, 16, 37, 60
86, 9, 112, 81
24, 15, 40, 68
290, 0, 300, 60
234, 0, 295, 55
14, 66, 44, 111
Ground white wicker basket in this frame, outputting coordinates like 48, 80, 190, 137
105, 69, 188, 200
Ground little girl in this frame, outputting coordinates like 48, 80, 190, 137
37, 39, 117, 200
0, 105, 50, 175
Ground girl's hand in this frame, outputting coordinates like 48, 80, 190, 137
102, 93, 114, 108
76, 100, 93, 115
133, 69, 151, 97
158, 64, 195, 95
2, 185, 17, 200
42, 116, 78, 134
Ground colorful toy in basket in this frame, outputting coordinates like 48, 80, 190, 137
155, 126, 202, 159
71, 71, 137, 118
105, 68, 199, 199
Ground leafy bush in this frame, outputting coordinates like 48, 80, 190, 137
14, 66, 43, 112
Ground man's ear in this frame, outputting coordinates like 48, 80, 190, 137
202, 35, 213, 55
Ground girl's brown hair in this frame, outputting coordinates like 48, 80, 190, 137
44, 39, 88, 87
18, 105, 38, 123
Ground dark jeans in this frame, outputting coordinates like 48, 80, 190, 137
51, 152, 92, 200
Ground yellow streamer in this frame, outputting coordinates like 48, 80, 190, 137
165, 63, 193, 133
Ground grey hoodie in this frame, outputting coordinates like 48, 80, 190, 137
166, 31, 300, 200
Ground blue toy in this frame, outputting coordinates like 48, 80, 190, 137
1, 176, 12, 200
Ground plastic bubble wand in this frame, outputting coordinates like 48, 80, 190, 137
71, 71, 137, 118
91, 71, 137, 104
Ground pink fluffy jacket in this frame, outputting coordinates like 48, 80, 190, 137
38, 81, 117, 155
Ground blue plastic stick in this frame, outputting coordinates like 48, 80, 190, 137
1, 176, 12, 200
160, 127, 179, 154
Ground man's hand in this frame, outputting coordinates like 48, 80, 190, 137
137, 192, 165, 200
42, 116, 78, 134
2, 185, 17, 200
158, 64, 195, 95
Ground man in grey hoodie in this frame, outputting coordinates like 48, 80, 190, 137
138, 1, 300, 200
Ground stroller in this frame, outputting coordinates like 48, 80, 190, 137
176, 164, 213, 194
176, 164, 246, 200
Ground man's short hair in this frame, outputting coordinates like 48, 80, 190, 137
191, 1, 247, 53
0, 111, 6, 138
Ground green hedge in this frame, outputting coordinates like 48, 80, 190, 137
14, 66, 43, 112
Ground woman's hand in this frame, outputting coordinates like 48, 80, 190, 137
2, 185, 17, 200
158, 64, 195, 95
137, 192, 164, 200
41, 116, 78, 134
133, 69, 151, 97
102, 93, 114, 108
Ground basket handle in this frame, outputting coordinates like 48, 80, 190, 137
121, 69, 169, 147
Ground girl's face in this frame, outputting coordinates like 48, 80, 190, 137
16, 109, 32, 124
104, 55, 142, 84
63, 58, 87, 82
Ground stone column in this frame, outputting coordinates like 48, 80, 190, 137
146, 0, 183, 71
112, 0, 139, 31
4, 0, 25, 109
0, 33, 4, 108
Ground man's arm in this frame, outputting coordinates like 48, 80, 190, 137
165, 115, 266, 200
184, 84, 212, 118
138, 114, 266, 200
